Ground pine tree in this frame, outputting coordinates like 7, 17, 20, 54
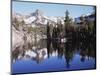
64, 10, 71, 27
64, 9, 72, 36
47, 22, 51, 39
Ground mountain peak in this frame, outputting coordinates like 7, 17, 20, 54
13, 9, 64, 25
30, 9, 44, 17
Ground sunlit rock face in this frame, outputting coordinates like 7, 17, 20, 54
12, 25, 35, 51
12, 26, 24, 51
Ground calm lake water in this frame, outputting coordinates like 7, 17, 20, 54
12, 38, 96, 74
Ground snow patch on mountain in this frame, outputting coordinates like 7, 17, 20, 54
13, 9, 65, 26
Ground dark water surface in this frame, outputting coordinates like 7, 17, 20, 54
12, 38, 96, 74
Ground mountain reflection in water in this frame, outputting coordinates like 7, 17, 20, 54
12, 37, 96, 74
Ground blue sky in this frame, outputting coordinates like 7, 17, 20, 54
12, 1, 94, 18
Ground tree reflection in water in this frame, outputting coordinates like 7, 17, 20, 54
12, 36, 96, 68
47, 37, 95, 68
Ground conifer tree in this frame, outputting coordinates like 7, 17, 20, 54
64, 9, 71, 36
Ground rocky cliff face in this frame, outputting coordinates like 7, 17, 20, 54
12, 25, 35, 51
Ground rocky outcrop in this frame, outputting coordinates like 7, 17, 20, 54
12, 25, 35, 51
